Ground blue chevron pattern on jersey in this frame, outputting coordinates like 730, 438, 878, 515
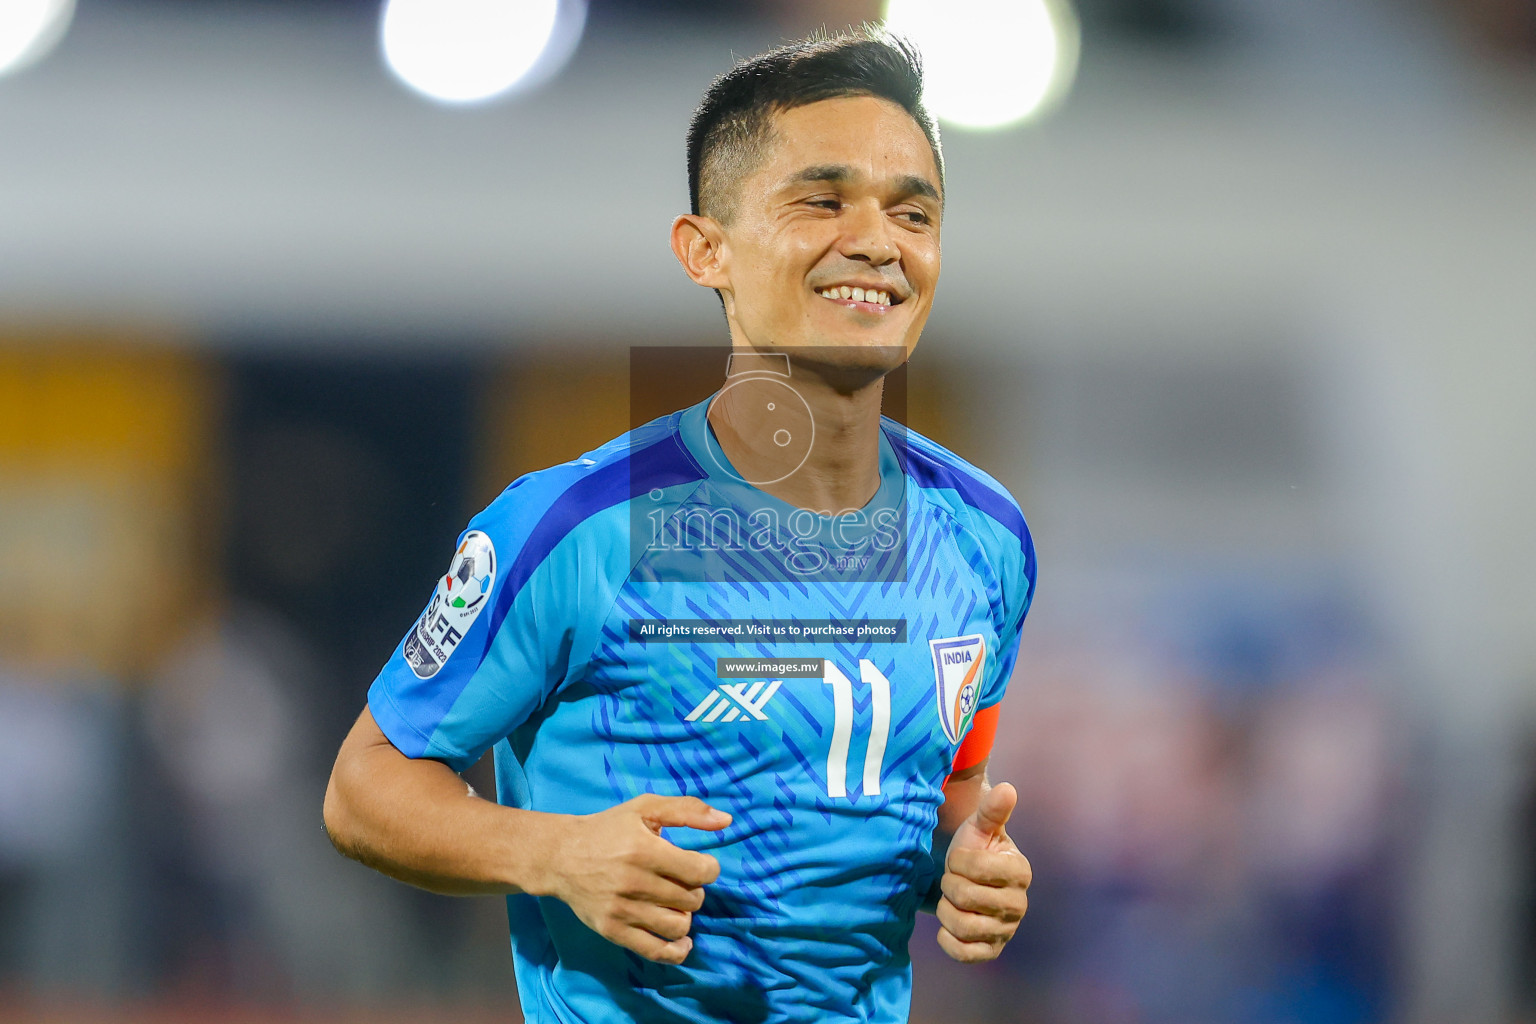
368, 395, 1037, 1024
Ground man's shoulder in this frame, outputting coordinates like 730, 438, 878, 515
473, 409, 707, 541
886, 418, 1029, 547
889, 420, 1038, 622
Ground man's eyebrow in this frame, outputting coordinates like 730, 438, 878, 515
783, 164, 942, 203
786, 164, 854, 186
894, 173, 942, 203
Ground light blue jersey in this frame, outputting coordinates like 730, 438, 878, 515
369, 394, 1036, 1024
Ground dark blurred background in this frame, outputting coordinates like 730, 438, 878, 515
2, 1, 1535, 1022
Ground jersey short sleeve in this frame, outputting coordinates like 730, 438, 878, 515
368, 472, 616, 773
938, 482, 1034, 777
936, 465, 1037, 713
976, 500, 1036, 711
890, 423, 1039, 719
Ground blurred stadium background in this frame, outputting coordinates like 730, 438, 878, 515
2, 0, 1535, 1022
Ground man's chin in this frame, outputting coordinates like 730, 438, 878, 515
775, 341, 910, 388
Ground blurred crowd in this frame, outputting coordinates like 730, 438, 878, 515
932, 584, 1404, 1024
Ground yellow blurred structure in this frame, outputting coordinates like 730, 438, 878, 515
0, 341, 215, 678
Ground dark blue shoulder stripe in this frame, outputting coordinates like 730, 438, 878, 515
885, 423, 1029, 548
484, 433, 705, 639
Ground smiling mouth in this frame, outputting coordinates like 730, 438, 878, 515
816, 285, 902, 309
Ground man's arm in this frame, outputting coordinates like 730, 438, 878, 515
927, 756, 1032, 963
323, 708, 730, 964
923, 759, 988, 910
323, 707, 557, 895
937, 760, 989, 834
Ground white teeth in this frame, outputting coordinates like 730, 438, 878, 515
817, 286, 895, 305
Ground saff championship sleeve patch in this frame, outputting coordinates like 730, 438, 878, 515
403, 531, 497, 679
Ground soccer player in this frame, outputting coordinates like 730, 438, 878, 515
324, 29, 1037, 1024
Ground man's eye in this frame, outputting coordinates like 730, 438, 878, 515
896, 210, 930, 225
807, 199, 841, 210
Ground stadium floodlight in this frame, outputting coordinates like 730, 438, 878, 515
882, 0, 1080, 129
0, 0, 74, 79
380, 0, 587, 105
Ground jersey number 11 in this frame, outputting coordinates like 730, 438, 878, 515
823, 661, 891, 799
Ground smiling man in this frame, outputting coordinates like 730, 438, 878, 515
324, 30, 1037, 1024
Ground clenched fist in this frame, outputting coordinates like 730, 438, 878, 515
935, 782, 1032, 962
542, 794, 731, 965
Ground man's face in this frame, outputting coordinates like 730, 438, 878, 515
713, 95, 942, 371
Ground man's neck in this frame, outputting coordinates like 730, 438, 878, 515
707, 351, 888, 515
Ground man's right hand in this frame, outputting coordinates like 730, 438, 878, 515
324, 712, 729, 965
541, 794, 731, 965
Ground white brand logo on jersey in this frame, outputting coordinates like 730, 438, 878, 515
685, 680, 783, 723
404, 531, 496, 679
930, 634, 986, 744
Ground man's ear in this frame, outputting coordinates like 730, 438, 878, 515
670, 214, 731, 292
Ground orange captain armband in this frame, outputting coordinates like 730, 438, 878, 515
950, 703, 1000, 774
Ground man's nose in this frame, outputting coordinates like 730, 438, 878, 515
840, 200, 900, 266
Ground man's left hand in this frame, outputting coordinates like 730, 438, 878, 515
936, 782, 1031, 962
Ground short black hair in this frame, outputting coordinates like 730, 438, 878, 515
687, 28, 943, 224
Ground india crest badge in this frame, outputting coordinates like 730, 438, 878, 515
929, 634, 987, 745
